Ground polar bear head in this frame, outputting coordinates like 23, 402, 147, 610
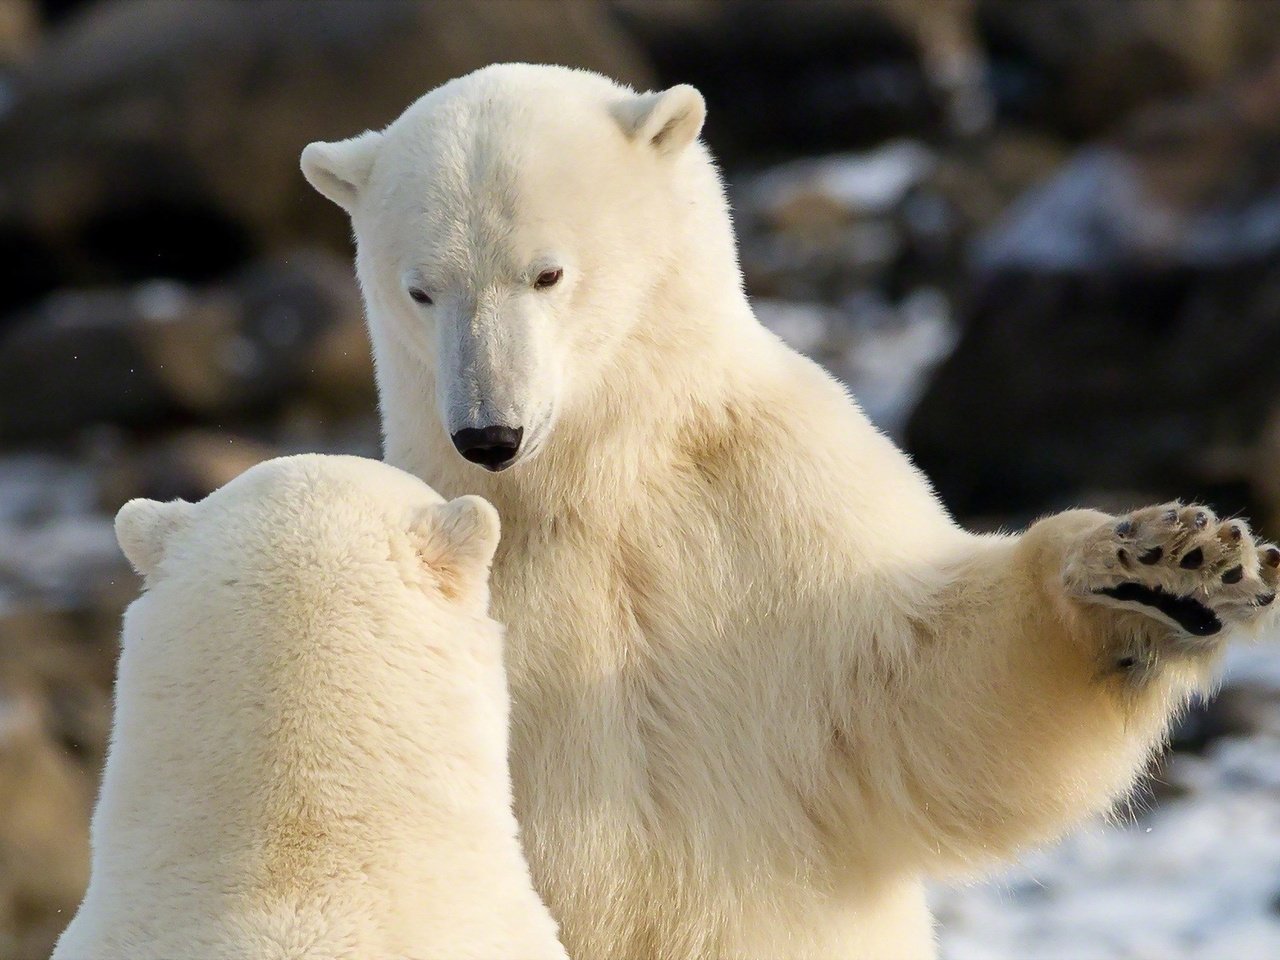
115, 453, 501, 620
301, 64, 732, 473
116, 453, 499, 601
107, 454, 505, 822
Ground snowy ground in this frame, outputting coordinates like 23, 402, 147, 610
933, 641, 1280, 960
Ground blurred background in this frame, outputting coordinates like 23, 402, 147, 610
1, 0, 1279, 957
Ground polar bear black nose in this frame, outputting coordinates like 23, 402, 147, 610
451, 425, 524, 471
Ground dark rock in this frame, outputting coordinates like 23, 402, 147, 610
0, 249, 369, 441
906, 62, 1280, 521
0, 598, 130, 960
976, 0, 1196, 141
0, 682, 92, 960
906, 257, 1280, 519
0, 0, 38, 69
612, 0, 943, 162
95, 429, 281, 512
1171, 684, 1280, 755
975, 0, 1279, 141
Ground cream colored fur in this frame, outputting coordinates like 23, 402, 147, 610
51, 454, 566, 960
303, 65, 1279, 960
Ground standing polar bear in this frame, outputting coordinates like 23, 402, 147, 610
303, 64, 1280, 959
52, 455, 566, 960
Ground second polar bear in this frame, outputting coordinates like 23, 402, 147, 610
51, 454, 566, 960
303, 65, 1280, 959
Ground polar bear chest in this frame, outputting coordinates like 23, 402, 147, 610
489, 499, 845, 942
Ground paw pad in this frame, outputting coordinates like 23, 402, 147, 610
1072, 501, 1280, 637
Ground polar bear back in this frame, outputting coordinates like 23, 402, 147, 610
52, 454, 566, 960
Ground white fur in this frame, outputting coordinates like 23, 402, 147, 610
304, 65, 1269, 959
52, 454, 566, 960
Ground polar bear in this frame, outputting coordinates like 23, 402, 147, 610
51, 454, 566, 960
301, 65, 1280, 959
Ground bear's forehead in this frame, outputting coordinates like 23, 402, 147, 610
378, 84, 624, 207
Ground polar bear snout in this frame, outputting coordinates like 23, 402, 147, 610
451, 424, 525, 472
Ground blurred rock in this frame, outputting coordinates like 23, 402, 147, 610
928, 132, 1068, 244
618, 0, 1279, 158
0, 0, 653, 313
976, 0, 1279, 141
1251, 410, 1280, 537
878, 0, 992, 138
737, 140, 966, 304
0, 452, 99, 526
971, 151, 1280, 274
302, 301, 378, 415
0, 684, 90, 960
0, 601, 121, 765
0, 249, 370, 441
0, 454, 122, 610
1172, 683, 1280, 755
612, 0, 942, 161
95, 429, 280, 512
747, 141, 939, 228
0, 597, 129, 960
0, 0, 39, 69
907, 63, 1280, 519
0, 512, 119, 608
907, 256, 1280, 518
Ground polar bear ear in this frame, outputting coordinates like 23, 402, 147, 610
115, 498, 194, 578
612, 84, 706, 156
433, 495, 501, 570
409, 495, 501, 594
300, 130, 383, 213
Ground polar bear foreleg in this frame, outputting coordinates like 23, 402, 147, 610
845, 505, 1278, 876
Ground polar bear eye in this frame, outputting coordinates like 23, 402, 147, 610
534, 268, 563, 290
407, 286, 433, 306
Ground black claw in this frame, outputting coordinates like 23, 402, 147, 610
1258, 592, 1276, 607
1222, 565, 1244, 584
1192, 510, 1209, 529
1115, 519, 1135, 537
1162, 509, 1179, 524
1265, 548, 1280, 569
1228, 524, 1243, 542
1139, 547, 1164, 565
1179, 547, 1204, 570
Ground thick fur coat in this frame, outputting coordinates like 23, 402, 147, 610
303, 65, 1280, 959
52, 454, 566, 960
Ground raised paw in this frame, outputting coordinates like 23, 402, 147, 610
1065, 503, 1280, 638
